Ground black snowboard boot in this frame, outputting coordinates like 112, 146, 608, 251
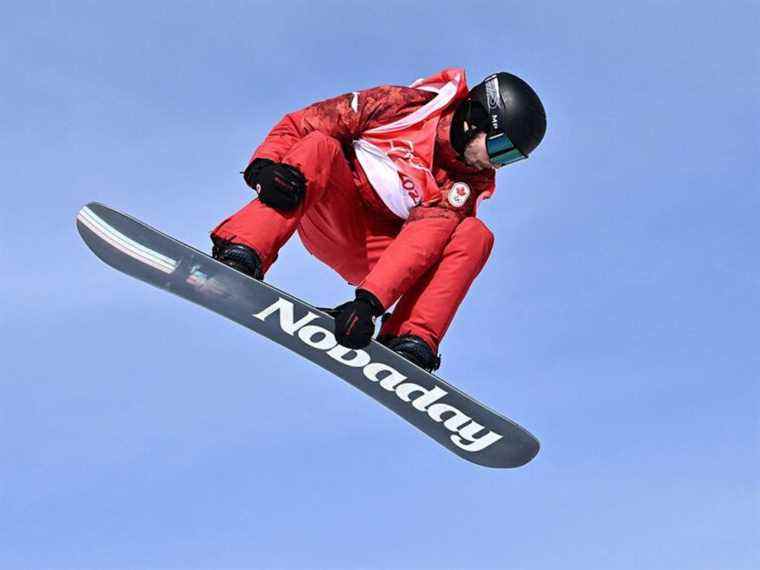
381, 334, 441, 372
211, 238, 263, 280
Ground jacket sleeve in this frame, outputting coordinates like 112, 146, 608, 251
249, 86, 429, 164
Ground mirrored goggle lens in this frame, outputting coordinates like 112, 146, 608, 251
487, 134, 526, 167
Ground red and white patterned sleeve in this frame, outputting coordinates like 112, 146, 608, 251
249, 86, 432, 164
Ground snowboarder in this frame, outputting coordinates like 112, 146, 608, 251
210, 68, 546, 371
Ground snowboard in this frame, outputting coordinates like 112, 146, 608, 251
76, 202, 540, 468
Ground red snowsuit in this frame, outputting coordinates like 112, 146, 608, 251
212, 69, 496, 352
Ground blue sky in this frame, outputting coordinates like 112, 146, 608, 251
2, 1, 758, 568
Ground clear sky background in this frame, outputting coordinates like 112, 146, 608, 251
2, 1, 757, 569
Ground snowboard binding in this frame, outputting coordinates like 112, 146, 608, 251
211, 239, 263, 280
379, 334, 441, 372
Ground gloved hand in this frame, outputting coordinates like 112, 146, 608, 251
243, 158, 306, 212
242, 157, 274, 188
333, 289, 384, 349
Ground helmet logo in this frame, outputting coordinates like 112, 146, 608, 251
448, 182, 471, 208
485, 76, 501, 130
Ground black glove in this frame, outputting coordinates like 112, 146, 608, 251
333, 289, 384, 349
242, 158, 274, 188
243, 158, 306, 212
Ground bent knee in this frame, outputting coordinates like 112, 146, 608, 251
454, 217, 495, 259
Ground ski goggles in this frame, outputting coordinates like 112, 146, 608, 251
486, 132, 527, 168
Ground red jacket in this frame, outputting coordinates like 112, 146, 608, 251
248, 82, 496, 308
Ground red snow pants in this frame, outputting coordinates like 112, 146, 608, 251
211, 132, 493, 352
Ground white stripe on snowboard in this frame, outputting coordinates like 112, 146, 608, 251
77, 206, 178, 274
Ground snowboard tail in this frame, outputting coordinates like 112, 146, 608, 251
76, 202, 539, 468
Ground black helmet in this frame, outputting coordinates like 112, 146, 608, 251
451, 72, 547, 167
